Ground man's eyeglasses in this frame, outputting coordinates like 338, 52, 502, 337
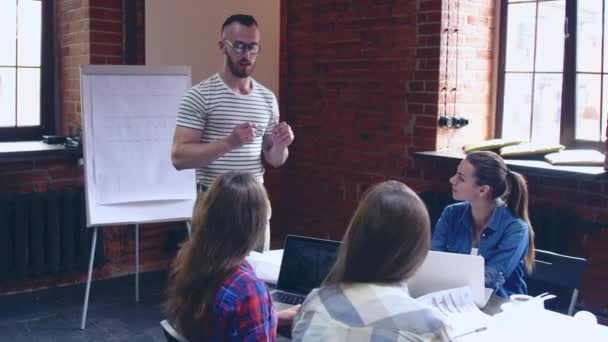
224, 40, 261, 55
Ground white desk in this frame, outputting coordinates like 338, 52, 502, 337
459, 306, 608, 341
250, 250, 608, 341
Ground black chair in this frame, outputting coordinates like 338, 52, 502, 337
525, 249, 587, 316
160, 320, 188, 342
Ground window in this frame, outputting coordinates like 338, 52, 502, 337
0, 0, 54, 142
497, 0, 607, 149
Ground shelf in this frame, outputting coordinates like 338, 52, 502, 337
415, 150, 608, 180
0, 141, 82, 162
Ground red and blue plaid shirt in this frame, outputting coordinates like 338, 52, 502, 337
202, 260, 277, 341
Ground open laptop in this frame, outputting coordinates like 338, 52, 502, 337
407, 250, 493, 308
271, 235, 341, 306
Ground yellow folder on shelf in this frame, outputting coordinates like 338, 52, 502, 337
499, 143, 565, 158
463, 139, 522, 153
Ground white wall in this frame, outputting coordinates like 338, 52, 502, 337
145, 0, 280, 96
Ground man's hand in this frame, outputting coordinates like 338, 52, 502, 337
226, 122, 257, 148
271, 122, 294, 149
277, 304, 301, 327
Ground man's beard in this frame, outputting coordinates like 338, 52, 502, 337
226, 54, 255, 78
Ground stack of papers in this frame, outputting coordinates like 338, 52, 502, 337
246, 249, 284, 284
417, 287, 490, 338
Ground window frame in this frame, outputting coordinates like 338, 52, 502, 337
0, 0, 56, 142
496, 0, 607, 152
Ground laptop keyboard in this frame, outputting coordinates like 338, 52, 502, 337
273, 291, 305, 305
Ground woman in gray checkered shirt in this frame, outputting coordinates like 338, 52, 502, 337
291, 181, 452, 342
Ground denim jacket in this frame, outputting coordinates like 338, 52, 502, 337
431, 201, 530, 298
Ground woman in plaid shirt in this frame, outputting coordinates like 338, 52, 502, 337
165, 171, 298, 341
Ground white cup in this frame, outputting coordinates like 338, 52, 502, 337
574, 311, 598, 325
509, 294, 544, 310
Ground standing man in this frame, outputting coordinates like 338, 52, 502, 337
171, 14, 294, 250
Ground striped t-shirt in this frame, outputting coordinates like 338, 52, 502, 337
176, 73, 279, 187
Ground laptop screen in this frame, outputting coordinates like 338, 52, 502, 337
276, 235, 341, 295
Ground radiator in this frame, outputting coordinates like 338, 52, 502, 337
0, 189, 105, 281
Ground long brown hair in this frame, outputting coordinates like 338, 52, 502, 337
326, 180, 430, 285
466, 151, 535, 272
164, 172, 269, 340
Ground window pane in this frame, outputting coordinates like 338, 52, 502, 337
16, 67, 39, 126
577, 0, 602, 72
0, 67, 16, 127
535, 1, 565, 72
605, 1, 608, 72
603, 75, 608, 142
0, 1, 17, 66
503, 73, 533, 141
531, 73, 562, 144
575, 74, 601, 141
505, 3, 537, 72
17, 0, 41, 67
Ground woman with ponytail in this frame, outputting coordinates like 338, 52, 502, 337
165, 171, 298, 341
431, 151, 535, 297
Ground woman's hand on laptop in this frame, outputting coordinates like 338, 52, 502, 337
278, 304, 301, 327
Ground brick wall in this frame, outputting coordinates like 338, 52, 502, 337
58, 0, 90, 136
281, 1, 454, 238
278, 0, 608, 319
436, 0, 495, 149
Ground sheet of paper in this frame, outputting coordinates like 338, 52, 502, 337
90, 74, 194, 204
417, 287, 490, 338
246, 249, 284, 284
